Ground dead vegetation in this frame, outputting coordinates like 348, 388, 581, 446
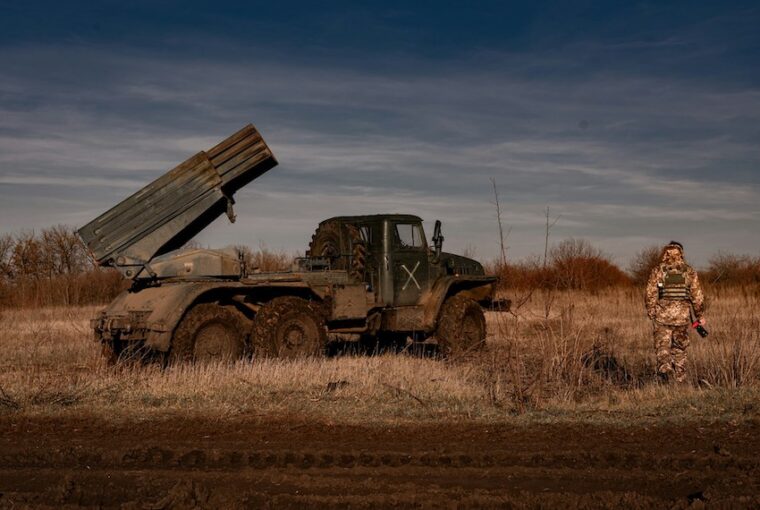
2, 222, 758, 307
1, 222, 759, 424
0, 287, 758, 424
0, 226, 124, 308
487, 238, 631, 291
0, 227, 296, 309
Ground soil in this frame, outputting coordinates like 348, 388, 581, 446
1, 416, 759, 508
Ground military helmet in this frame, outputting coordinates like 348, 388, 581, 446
665, 240, 683, 252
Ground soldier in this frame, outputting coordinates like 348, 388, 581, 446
645, 241, 706, 383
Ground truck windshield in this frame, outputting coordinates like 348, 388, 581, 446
395, 223, 424, 249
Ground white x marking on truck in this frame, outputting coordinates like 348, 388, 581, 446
401, 261, 421, 290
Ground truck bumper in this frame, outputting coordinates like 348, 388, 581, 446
91, 310, 163, 344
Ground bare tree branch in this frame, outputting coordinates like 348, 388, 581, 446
490, 178, 511, 268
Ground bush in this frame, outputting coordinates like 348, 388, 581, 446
487, 256, 549, 290
550, 238, 631, 290
704, 253, 760, 287
493, 238, 631, 291
628, 245, 662, 286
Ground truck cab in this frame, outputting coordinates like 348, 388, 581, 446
308, 214, 487, 309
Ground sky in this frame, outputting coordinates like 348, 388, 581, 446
0, 1, 758, 268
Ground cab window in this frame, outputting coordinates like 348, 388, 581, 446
394, 223, 424, 249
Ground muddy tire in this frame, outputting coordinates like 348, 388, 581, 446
307, 220, 343, 260
306, 221, 366, 279
170, 303, 247, 364
436, 294, 486, 357
346, 224, 367, 280
252, 296, 327, 358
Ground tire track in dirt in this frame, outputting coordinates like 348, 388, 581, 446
2, 445, 759, 473
1, 417, 759, 508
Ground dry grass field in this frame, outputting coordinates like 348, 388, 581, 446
2, 287, 760, 508
1, 287, 758, 424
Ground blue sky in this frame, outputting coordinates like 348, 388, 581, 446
1, 1, 758, 266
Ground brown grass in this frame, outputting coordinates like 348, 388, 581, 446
0, 287, 758, 425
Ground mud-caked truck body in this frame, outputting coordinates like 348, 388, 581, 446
79, 124, 502, 363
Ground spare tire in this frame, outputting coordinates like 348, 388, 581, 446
306, 220, 366, 279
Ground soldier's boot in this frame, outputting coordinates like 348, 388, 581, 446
657, 366, 674, 384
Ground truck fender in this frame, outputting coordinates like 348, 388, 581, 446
422, 276, 496, 330
103, 281, 246, 352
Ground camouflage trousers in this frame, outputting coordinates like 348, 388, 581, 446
653, 323, 690, 383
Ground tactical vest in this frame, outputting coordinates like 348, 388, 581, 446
659, 268, 690, 301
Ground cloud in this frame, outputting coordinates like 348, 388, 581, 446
0, 42, 758, 266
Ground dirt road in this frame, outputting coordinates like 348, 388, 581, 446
1, 416, 758, 508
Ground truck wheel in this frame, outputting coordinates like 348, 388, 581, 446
436, 295, 486, 357
170, 303, 246, 363
252, 296, 327, 358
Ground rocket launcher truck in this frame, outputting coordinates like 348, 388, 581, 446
79, 123, 503, 363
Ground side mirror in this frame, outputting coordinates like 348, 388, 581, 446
432, 220, 444, 261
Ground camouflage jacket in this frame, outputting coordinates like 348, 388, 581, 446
645, 262, 705, 326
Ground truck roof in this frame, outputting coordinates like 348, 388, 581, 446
319, 214, 423, 225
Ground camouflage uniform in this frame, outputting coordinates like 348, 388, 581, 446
644, 244, 705, 383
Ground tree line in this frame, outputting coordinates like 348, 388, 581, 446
1, 225, 758, 309
0, 226, 295, 310
490, 238, 760, 291
0, 226, 125, 309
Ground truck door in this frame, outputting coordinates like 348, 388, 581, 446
390, 221, 429, 306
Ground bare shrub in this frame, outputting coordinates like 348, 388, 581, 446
10, 230, 45, 281
0, 233, 14, 280
704, 252, 760, 287
234, 244, 293, 272
628, 245, 662, 286
41, 225, 89, 275
550, 238, 631, 291
491, 239, 630, 292
488, 256, 549, 290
